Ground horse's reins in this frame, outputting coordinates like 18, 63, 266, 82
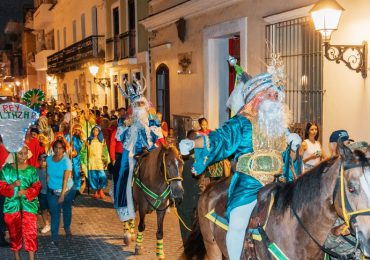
134, 152, 182, 211
291, 163, 370, 259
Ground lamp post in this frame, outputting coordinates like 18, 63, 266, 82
310, 0, 368, 78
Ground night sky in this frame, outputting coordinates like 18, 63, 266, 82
0, 0, 33, 36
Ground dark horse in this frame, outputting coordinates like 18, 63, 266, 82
185, 141, 370, 259
130, 145, 184, 259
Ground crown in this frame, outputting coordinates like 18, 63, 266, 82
116, 78, 146, 102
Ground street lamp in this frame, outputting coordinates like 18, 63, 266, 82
89, 65, 99, 77
15, 81, 20, 87
310, 0, 368, 78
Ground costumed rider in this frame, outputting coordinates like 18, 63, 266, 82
180, 54, 297, 259
114, 79, 162, 232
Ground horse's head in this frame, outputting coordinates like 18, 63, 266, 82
336, 140, 370, 256
161, 145, 184, 199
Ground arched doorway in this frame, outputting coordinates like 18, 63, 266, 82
156, 64, 170, 124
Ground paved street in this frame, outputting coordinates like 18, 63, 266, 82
0, 181, 184, 260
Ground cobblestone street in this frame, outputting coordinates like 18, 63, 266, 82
0, 182, 184, 260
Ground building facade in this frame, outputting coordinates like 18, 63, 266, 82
140, 0, 370, 150
104, 0, 149, 110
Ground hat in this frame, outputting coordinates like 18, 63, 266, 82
329, 130, 353, 143
243, 73, 276, 103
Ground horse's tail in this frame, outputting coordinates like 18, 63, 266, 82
183, 211, 206, 260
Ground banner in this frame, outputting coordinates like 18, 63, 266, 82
0, 103, 39, 152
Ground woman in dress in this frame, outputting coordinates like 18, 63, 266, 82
87, 126, 110, 199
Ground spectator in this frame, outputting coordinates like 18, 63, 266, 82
0, 145, 41, 259
328, 130, 353, 157
197, 118, 212, 135
46, 140, 76, 246
300, 122, 326, 172
37, 154, 50, 234
177, 130, 199, 244
157, 112, 168, 138
117, 107, 126, 126
87, 126, 110, 200
166, 128, 178, 147
102, 106, 110, 119
25, 127, 43, 168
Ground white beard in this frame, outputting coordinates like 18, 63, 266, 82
130, 107, 153, 148
257, 99, 291, 138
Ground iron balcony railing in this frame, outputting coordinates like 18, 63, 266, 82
47, 35, 105, 74
106, 30, 136, 62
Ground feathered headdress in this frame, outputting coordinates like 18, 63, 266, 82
116, 78, 147, 103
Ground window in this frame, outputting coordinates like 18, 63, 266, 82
128, 0, 135, 31
113, 7, 119, 35
63, 27, 66, 48
92, 6, 98, 35
81, 14, 86, 39
265, 17, 323, 137
74, 79, 79, 103
57, 30, 60, 50
72, 20, 77, 43
156, 64, 170, 124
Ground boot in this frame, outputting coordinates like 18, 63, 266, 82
92, 191, 100, 199
99, 189, 106, 199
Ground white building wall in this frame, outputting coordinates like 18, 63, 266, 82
322, 0, 370, 151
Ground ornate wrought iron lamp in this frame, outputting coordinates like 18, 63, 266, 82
310, 0, 368, 78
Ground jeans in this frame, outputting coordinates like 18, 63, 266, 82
47, 188, 76, 241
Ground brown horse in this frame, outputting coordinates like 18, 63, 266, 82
185, 141, 370, 259
130, 145, 184, 259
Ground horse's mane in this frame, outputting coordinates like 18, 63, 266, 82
273, 157, 338, 213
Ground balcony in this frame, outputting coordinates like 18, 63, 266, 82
34, 49, 55, 71
47, 35, 105, 74
106, 30, 136, 62
33, 0, 56, 30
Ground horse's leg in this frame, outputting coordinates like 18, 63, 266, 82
129, 218, 136, 241
156, 208, 166, 259
135, 208, 146, 255
123, 220, 131, 245
198, 198, 223, 260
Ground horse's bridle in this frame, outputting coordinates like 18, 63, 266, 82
290, 162, 370, 259
161, 153, 183, 185
335, 164, 370, 232
134, 151, 183, 211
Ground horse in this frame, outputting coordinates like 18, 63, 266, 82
127, 145, 184, 259
184, 140, 370, 259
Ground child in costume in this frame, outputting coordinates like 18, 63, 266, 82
37, 153, 50, 234
87, 126, 110, 199
0, 145, 41, 260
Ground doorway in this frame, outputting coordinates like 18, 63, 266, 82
156, 64, 170, 124
203, 17, 247, 129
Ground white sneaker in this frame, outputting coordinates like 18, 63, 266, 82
41, 225, 51, 234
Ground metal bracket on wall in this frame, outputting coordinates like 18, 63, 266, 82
324, 41, 368, 78
94, 78, 111, 88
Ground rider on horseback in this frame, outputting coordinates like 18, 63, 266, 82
180, 55, 301, 259
114, 79, 163, 223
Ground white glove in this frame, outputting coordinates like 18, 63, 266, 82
179, 139, 195, 155
287, 133, 302, 152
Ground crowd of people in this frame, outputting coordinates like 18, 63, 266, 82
0, 54, 368, 260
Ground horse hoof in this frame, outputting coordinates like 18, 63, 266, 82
135, 246, 142, 255
123, 234, 131, 246
157, 254, 165, 259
